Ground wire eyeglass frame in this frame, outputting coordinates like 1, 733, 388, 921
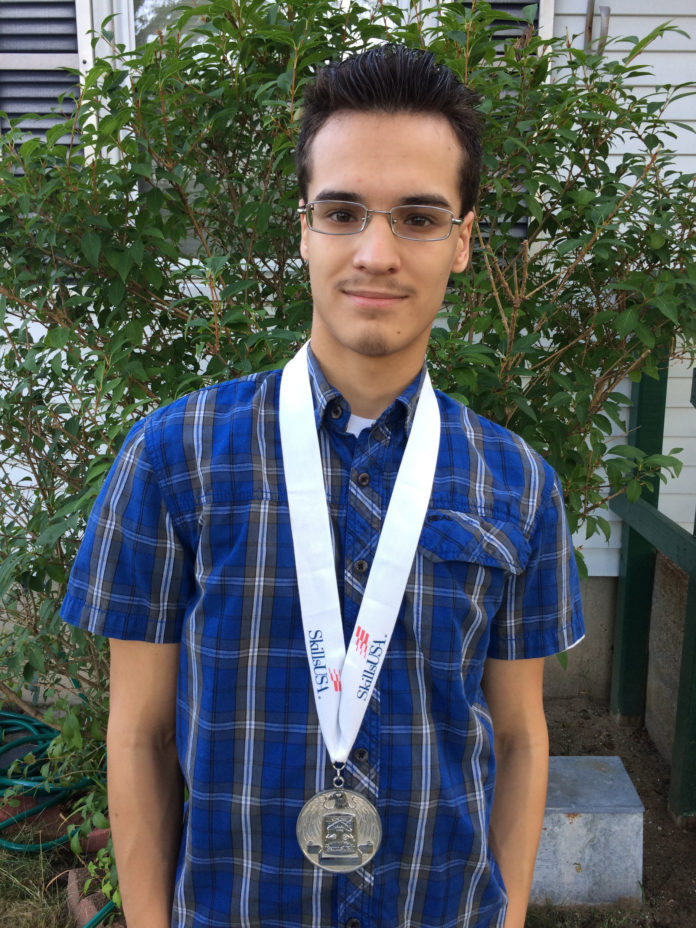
298, 200, 464, 242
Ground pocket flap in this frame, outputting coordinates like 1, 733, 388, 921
419, 510, 530, 576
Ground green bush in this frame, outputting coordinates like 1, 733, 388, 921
0, 0, 694, 874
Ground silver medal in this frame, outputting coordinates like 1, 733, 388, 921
297, 787, 382, 873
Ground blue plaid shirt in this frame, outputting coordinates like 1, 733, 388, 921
62, 348, 584, 928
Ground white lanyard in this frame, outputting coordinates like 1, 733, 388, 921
279, 344, 440, 765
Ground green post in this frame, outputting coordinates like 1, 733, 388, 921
610, 361, 669, 723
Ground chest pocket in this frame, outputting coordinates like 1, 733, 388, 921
417, 509, 530, 576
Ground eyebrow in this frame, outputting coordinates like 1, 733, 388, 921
312, 190, 455, 210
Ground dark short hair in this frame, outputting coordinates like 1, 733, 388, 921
296, 43, 482, 215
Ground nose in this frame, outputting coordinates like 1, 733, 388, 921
351, 211, 402, 274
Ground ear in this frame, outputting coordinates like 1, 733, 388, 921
299, 199, 310, 262
450, 210, 474, 274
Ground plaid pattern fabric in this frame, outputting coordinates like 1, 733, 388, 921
62, 348, 584, 928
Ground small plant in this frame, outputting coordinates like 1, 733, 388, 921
83, 841, 122, 910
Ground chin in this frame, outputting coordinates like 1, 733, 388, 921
350, 334, 392, 357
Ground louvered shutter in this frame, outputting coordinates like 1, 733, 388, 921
0, 0, 79, 135
463, 1, 541, 239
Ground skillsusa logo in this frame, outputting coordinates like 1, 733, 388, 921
328, 668, 342, 692
308, 629, 329, 695
356, 637, 388, 701
355, 625, 370, 658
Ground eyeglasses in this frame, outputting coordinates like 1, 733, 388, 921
298, 200, 464, 242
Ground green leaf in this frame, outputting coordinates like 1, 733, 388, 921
92, 811, 110, 829
626, 480, 642, 503
28, 647, 46, 674
570, 189, 595, 207
142, 259, 163, 289
205, 255, 230, 277
131, 162, 153, 178
522, 3, 538, 25
615, 307, 638, 338
107, 277, 126, 306
624, 24, 670, 64
61, 710, 83, 750
36, 519, 72, 549
81, 232, 101, 267
608, 444, 646, 461
45, 121, 70, 146
105, 248, 133, 283
634, 321, 655, 348
651, 295, 679, 324
130, 239, 145, 267
557, 238, 584, 256
512, 396, 538, 422
573, 548, 588, 582
644, 452, 683, 473
44, 326, 71, 349
0, 554, 22, 602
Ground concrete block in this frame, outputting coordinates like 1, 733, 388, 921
531, 756, 644, 905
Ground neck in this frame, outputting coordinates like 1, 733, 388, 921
309, 343, 424, 419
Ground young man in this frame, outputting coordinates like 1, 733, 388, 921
62, 44, 584, 928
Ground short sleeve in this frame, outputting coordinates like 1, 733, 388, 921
60, 419, 194, 642
487, 473, 584, 660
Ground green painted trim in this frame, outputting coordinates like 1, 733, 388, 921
610, 363, 669, 720
610, 528, 655, 719
628, 366, 670, 506
610, 496, 696, 575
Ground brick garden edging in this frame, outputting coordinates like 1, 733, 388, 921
67, 865, 126, 928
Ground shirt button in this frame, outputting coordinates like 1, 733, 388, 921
357, 472, 370, 487
330, 403, 342, 419
354, 747, 369, 764
354, 559, 368, 574
346, 920, 361, 928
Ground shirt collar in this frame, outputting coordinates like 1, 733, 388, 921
305, 342, 427, 436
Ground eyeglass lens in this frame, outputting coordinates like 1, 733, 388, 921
307, 200, 454, 240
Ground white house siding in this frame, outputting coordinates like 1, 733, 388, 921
661, 356, 696, 533
554, 0, 696, 565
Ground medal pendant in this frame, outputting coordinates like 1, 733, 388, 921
297, 788, 382, 872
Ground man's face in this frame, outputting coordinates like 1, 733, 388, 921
300, 110, 473, 376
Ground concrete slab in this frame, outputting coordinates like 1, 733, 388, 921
531, 756, 644, 905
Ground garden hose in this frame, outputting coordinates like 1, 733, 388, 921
0, 709, 117, 925
0, 710, 75, 851
82, 899, 118, 928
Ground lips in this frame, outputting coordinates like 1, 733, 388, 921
345, 290, 407, 299
341, 288, 409, 307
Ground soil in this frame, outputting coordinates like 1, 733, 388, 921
545, 696, 696, 927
